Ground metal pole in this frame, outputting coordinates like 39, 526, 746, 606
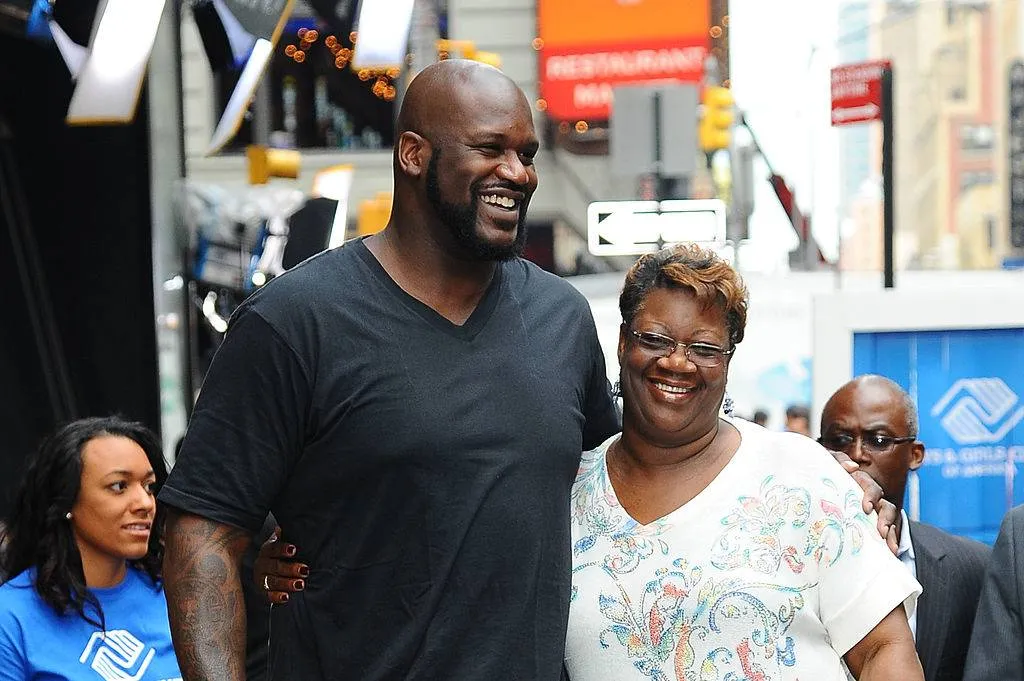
653, 89, 663, 201
652, 90, 666, 247
882, 65, 895, 288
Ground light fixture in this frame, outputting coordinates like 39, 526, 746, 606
0, 0, 40, 38
311, 165, 354, 248
0, 0, 87, 77
48, 17, 86, 75
206, 0, 297, 154
351, 0, 414, 71
66, 0, 168, 125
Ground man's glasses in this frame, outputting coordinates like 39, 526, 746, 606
817, 432, 916, 455
628, 330, 733, 368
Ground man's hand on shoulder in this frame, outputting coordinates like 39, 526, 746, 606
827, 449, 900, 555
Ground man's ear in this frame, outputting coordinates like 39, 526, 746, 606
397, 131, 430, 179
909, 442, 925, 471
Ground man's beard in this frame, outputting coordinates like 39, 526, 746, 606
425, 151, 529, 262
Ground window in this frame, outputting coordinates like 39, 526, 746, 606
960, 124, 995, 152
959, 170, 995, 193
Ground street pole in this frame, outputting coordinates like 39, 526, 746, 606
881, 65, 895, 288
653, 89, 663, 201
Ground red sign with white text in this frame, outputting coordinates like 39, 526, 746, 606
537, 0, 710, 122
540, 39, 707, 120
831, 60, 890, 126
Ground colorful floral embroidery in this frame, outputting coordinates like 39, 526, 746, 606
572, 457, 873, 681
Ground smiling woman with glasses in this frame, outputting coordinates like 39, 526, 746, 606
563, 243, 925, 681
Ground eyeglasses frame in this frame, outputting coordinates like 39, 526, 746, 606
817, 432, 917, 455
627, 329, 734, 367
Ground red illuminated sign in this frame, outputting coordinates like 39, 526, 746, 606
539, 40, 705, 121
831, 60, 890, 126
537, 0, 709, 122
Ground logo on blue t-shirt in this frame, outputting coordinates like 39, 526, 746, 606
78, 629, 156, 681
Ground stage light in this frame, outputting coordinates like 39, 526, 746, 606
205, 0, 297, 154
47, 17, 86, 75
0, 0, 41, 39
311, 164, 354, 249
66, 0, 168, 125
206, 39, 272, 154
350, 0, 414, 71
0, 0, 87, 75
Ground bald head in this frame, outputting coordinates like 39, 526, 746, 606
820, 374, 924, 512
397, 59, 527, 141
387, 59, 539, 261
822, 375, 918, 435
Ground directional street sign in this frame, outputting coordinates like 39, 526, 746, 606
831, 60, 890, 127
587, 199, 727, 256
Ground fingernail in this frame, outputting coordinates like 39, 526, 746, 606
285, 545, 296, 556
298, 566, 309, 577
293, 580, 305, 590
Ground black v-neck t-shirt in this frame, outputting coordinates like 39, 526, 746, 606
160, 239, 620, 680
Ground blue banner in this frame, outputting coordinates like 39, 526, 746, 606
853, 327, 1024, 544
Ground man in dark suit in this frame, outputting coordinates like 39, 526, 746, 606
963, 503, 1024, 681
820, 375, 991, 681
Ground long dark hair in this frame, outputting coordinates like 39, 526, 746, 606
0, 416, 168, 629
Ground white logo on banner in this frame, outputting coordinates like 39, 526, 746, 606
931, 378, 1024, 445
79, 629, 155, 681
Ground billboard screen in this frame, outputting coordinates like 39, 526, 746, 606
537, 0, 710, 121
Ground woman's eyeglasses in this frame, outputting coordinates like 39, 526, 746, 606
629, 330, 733, 368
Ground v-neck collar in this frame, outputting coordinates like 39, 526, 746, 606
600, 418, 747, 530
352, 237, 504, 341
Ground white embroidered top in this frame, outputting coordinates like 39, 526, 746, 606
565, 417, 921, 681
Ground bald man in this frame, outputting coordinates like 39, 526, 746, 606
820, 375, 990, 681
158, 60, 621, 680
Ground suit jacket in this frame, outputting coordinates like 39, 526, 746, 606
911, 521, 991, 681
964, 505, 1024, 681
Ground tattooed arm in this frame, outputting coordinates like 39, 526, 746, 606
163, 508, 253, 681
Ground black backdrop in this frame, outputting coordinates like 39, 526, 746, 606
0, 12, 161, 518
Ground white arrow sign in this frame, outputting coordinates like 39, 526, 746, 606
587, 199, 727, 256
831, 103, 880, 124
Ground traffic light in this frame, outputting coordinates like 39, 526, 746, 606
247, 145, 301, 184
699, 85, 734, 152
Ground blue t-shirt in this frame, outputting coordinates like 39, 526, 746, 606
0, 566, 181, 681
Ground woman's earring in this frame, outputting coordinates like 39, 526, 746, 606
65, 512, 72, 521
612, 380, 622, 398
723, 393, 735, 415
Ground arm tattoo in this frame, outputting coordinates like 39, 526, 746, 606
163, 509, 252, 681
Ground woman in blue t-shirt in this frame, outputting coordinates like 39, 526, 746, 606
0, 416, 182, 681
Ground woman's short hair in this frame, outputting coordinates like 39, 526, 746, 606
0, 416, 167, 628
619, 243, 749, 347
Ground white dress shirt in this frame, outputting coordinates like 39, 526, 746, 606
897, 509, 918, 639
